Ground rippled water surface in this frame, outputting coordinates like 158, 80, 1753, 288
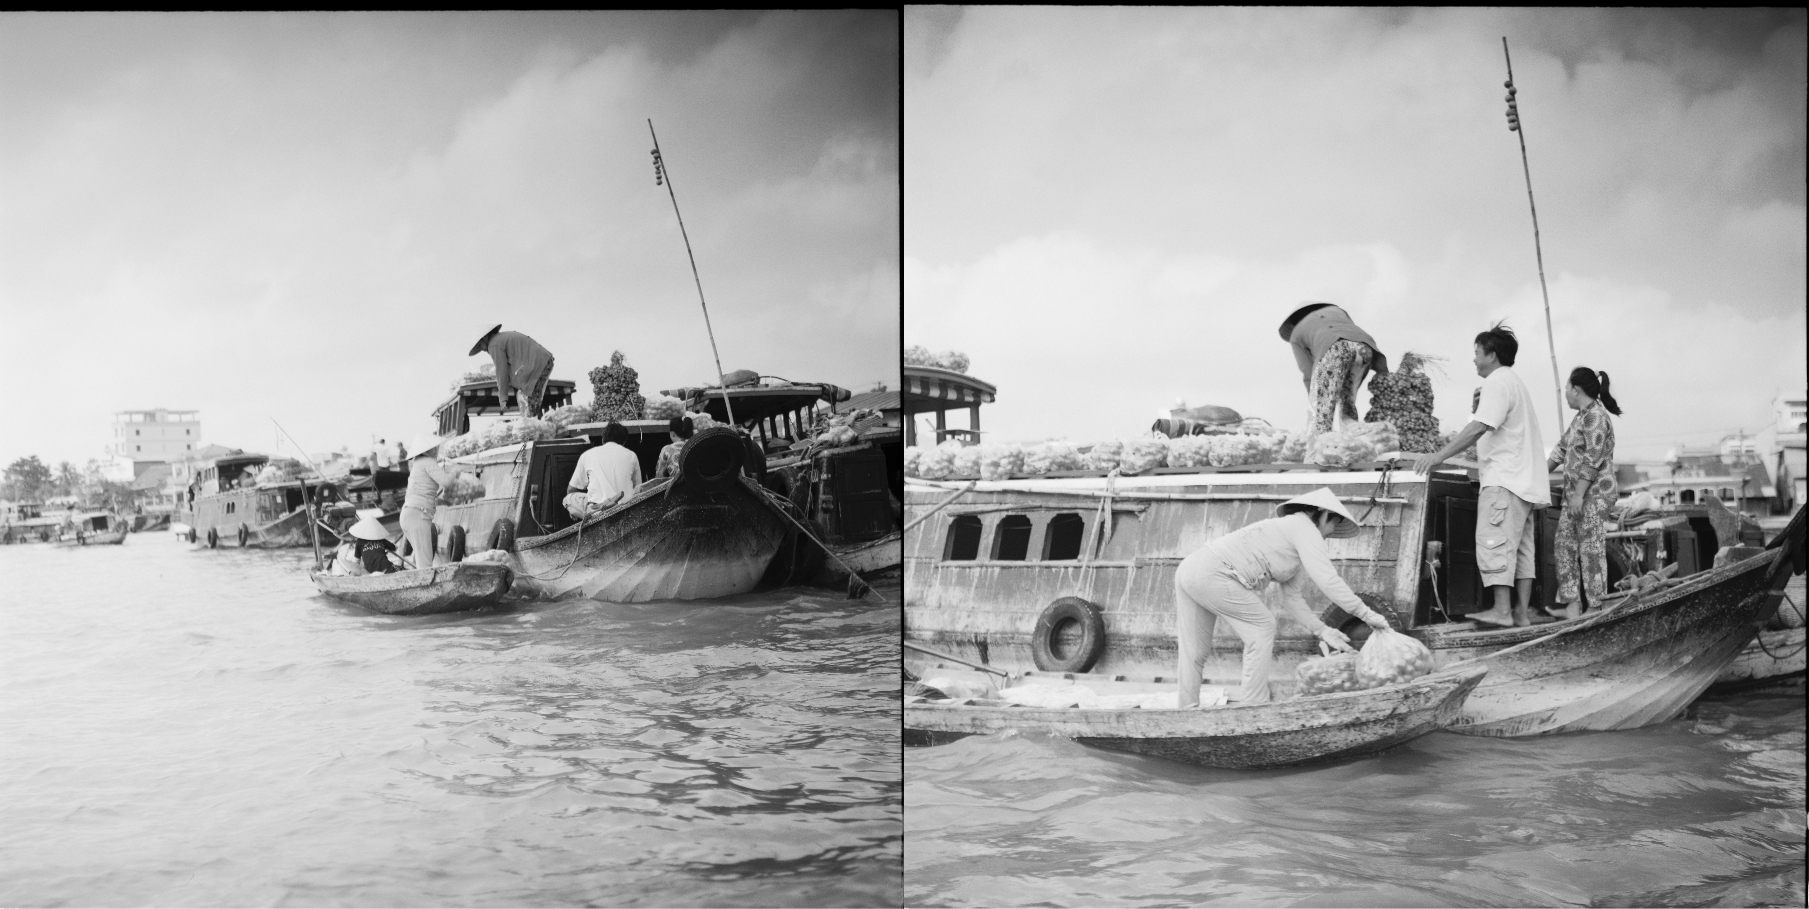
908, 674, 1805, 907
0, 532, 901, 907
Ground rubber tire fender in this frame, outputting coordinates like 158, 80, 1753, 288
445, 525, 467, 563
237, 524, 250, 547
1031, 596, 1108, 674
487, 518, 515, 553
678, 427, 746, 491
207, 527, 219, 549
1319, 594, 1407, 647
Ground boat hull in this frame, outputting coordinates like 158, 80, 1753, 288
509, 476, 787, 603
184, 504, 324, 549
1420, 548, 1788, 736
52, 529, 128, 547
906, 666, 1487, 769
311, 563, 513, 615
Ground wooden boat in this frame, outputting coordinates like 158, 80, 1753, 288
432, 419, 787, 602
310, 562, 514, 615
174, 451, 340, 548
51, 512, 128, 546
1711, 565, 1806, 688
904, 664, 1489, 769
904, 446, 1808, 737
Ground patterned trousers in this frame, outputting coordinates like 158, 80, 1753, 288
1555, 494, 1611, 605
1308, 339, 1372, 434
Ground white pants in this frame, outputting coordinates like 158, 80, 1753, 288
400, 508, 435, 569
1175, 550, 1277, 706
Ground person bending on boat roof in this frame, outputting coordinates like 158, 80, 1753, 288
1413, 321, 1550, 627
331, 516, 402, 576
655, 416, 694, 479
399, 433, 471, 569
1544, 367, 1621, 621
565, 422, 642, 521
1279, 302, 1391, 434
1175, 489, 1392, 707
469, 324, 555, 418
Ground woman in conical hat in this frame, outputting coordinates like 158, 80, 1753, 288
398, 433, 471, 568
1174, 488, 1394, 706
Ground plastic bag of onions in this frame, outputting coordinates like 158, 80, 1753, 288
1354, 629, 1434, 688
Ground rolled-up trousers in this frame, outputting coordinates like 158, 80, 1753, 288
400, 507, 436, 569
1175, 550, 1277, 706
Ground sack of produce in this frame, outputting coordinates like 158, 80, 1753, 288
1295, 653, 1364, 696
949, 444, 983, 479
719, 369, 760, 388
541, 404, 593, 434
1166, 434, 1210, 468
978, 444, 1024, 481
1347, 419, 1401, 455
1278, 431, 1310, 463
1364, 352, 1443, 454
1354, 629, 1434, 688
1084, 440, 1124, 472
1119, 439, 1168, 474
1306, 429, 1378, 468
904, 345, 970, 374
904, 446, 924, 478
589, 351, 646, 422
644, 393, 686, 421
915, 444, 956, 480
463, 549, 510, 564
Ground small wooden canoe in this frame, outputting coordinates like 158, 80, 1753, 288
905, 664, 1488, 769
310, 562, 513, 615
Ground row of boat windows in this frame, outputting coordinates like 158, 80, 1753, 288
1669, 489, 1738, 504
943, 512, 1087, 562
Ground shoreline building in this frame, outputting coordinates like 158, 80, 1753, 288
102, 409, 203, 513
1753, 393, 1807, 514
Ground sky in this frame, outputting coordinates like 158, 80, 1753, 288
904, 8, 1806, 463
0, 11, 899, 470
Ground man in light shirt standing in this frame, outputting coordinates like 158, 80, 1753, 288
565, 422, 642, 521
1414, 322, 1550, 627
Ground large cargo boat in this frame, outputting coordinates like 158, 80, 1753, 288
175, 452, 337, 549
422, 377, 787, 602
905, 457, 1805, 737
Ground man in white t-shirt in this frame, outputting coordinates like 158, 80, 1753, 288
1414, 322, 1549, 627
565, 422, 642, 521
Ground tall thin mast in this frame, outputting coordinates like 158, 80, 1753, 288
1502, 38, 1566, 435
649, 121, 737, 429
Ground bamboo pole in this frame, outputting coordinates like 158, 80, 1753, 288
1501, 38, 1567, 435
649, 121, 738, 429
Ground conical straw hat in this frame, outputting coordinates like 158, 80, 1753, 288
1274, 488, 1360, 538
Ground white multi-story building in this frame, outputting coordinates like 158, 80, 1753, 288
1753, 392, 1807, 513
110, 409, 202, 461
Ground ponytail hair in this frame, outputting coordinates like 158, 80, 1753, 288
1567, 366, 1623, 416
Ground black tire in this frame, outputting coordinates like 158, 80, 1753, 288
678, 427, 746, 491
1320, 594, 1407, 646
207, 527, 219, 549
487, 518, 515, 553
237, 524, 250, 547
446, 525, 467, 563
743, 435, 767, 486
1031, 597, 1108, 673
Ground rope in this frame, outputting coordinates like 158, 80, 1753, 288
755, 485, 890, 603
1752, 591, 1807, 661
902, 481, 977, 535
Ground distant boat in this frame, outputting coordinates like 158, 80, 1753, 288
51, 512, 128, 547
174, 451, 339, 549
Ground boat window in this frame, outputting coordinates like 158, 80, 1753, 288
993, 515, 1032, 561
944, 515, 982, 561
1044, 512, 1086, 560
1718, 488, 1732, 501
1680, 489, 1695, 504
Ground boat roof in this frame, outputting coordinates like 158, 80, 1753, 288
903, 365, 995, 413
432, 378, 578, 419
658, 384, 838, 427
906, 459, 1461, 491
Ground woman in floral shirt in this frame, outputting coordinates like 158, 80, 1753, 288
1546, 367, 1622, 619
655, 416, 695, 479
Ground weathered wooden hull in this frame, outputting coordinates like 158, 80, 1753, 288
311, 563, 513, 615
509, 476, 787, 602
184, 505, 324, 549
1419, 548, 1789, 736
906, 666, 1488, 769
813, 531, 903, 584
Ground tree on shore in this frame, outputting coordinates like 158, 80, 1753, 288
3, 456, 52, 502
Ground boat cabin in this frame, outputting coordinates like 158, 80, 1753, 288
903, 365, 996, 448
658, 381, 851, 453
434, 378, 578, 437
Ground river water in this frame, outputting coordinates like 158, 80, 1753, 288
907, 677, 1805, 907
0, 531, 901, 907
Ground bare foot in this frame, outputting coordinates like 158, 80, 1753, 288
1470, 608, 1514, 627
